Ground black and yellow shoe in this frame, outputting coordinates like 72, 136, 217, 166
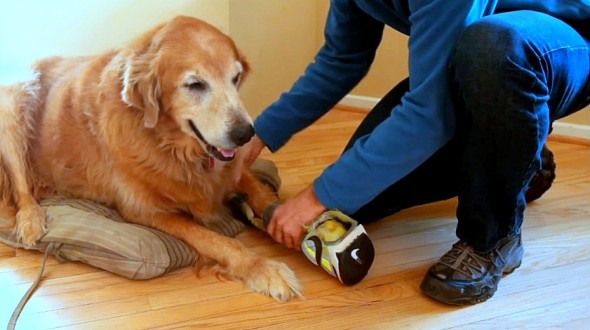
300, 211, 375, 286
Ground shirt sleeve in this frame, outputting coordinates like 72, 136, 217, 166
314, 0, 499, 214
253, 0, 384, 152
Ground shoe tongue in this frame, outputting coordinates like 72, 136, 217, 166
218, 148, 236, 158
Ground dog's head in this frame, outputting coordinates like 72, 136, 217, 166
121, 16, 252, 162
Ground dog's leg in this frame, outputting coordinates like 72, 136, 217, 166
124, 210, 301, 301
238, 169, 280, 217
0, 203, 17, 231
0, 84, 46, 247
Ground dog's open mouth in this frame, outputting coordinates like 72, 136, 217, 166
188, 120, 236, 161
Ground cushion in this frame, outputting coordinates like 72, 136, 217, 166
0, 198, 199, 280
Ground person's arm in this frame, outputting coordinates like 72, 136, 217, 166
253, 0, 385, 152
313, 0, 499, 215
267, 0, 500, 249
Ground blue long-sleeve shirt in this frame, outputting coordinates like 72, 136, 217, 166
254, 0, 590, 215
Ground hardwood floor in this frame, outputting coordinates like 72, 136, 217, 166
1, 108, 589, 329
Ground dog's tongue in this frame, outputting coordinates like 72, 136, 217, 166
218, 148, 236, 158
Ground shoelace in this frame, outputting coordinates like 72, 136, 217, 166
438, 241, 500, 278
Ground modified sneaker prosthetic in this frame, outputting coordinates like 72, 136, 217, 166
233, 197, 375, 286
299, 210, 375, 285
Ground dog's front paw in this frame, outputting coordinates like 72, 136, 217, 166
16, 204, 46, 248
244, 258, 302, 302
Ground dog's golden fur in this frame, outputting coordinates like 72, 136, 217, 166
0, 16, 300, 301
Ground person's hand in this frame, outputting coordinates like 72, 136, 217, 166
268, 185, 327, 250
243, 135, 267, 168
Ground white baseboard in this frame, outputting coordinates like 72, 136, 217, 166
339, 94, 380, 110
551, 122, 590, 140
339, 94, 590, 141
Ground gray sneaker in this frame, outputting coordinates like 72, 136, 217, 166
420, 234, 523, 305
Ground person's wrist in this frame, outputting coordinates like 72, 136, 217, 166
252, 135, 266, 153
244, 135, 266, 166
307, 185, 327, 214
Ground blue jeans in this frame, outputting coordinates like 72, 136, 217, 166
347, 11, 589, 251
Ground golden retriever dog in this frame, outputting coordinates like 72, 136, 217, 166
0, 16, 300, 301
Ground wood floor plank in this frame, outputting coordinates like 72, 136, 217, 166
148, 261, 590, 330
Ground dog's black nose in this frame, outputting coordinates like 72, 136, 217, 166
231, 124, 255, 147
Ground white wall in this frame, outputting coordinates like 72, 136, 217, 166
228, 0, 318, 114
0, 0, 229, 84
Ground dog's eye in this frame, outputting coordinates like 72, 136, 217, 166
186, 80, 208, 92
232, 73, 241, 86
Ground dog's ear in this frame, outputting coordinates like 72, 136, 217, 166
121, 52, 161, 128
121, 27, 164, 129
237, 51, 250, 87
